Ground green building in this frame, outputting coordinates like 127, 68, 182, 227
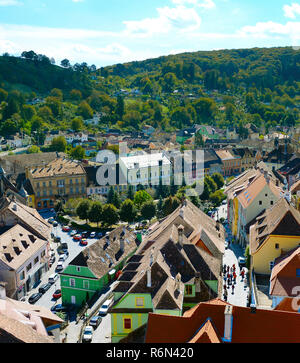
109, 200, 224, 343
60, 226, 141, 307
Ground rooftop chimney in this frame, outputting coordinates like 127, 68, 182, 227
0, 282, 7, 300
120, 237, 125, 252
175, 273, 181, 292
194, 272, 201, 293
147, 268, 151, 288
223, 305, 233, 342
250, 304, 256, 314
178, 225, 184, 247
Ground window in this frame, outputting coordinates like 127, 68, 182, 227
123, 318, 132, 330
83, 280, 89, 289
26, 263, 32, 272
275, 243, 279, 249
185, 285, 193, 295
34, 256, 39, 265
76, 267, 81, 272
270, 261, 274, 270
135, 297, 144, 307
20, 271, 25, 280
70, 279, 76, 287
41, 250, 45, 258
270, 201, 274, 205
259, 201, 262, 205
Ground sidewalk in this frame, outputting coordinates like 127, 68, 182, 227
222, 243, 249, 307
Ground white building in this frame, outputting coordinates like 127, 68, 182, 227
119, 152, 172, 188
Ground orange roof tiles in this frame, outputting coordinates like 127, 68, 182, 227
145, 299, 300, 343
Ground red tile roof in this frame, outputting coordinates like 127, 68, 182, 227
145, 299, 300, 343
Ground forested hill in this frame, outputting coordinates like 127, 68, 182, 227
100, 46, 300, 92
0, 52, 93, 96
0, 47, 299, 143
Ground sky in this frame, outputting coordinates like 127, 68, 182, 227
1, 0, 300, 67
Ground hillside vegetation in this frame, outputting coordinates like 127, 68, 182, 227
0, 46, 299, 146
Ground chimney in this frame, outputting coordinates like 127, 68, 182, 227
0, 282, 7, 300
250, 304, 256, 314
179, 208, 184, 219
175, 273, 181, 291
223, 305, 233, 342
194, 272, 201, 293
147, 268, 151, 288
178, 225, 184, 246
120, 237, 125, 252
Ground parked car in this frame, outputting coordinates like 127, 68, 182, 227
70, 230, 77, 236
82, 326, 93, 343
90, 232, 96, 238
28, 292, 42, 304
238, 256, 246, 268
98, 299, 113, 316
97, 232, 103, 238
49, 256, 56, 266
55, 262, 64, 272
51, 304, 67, 312
89, 316, 102, 329
62, 226, 71, 232
39, 283, 52, 294
48, 273, 59, 284
48, 217, 54, 224
58, 254, 67, 262
224, 241, 229, 250
82, 231, 89, 238
53, 289, 61, 299
80, 239, 88, 246
73, 234, 82, 241
53, 221, 58, 227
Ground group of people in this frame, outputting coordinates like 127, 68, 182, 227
222, 263, 247, 301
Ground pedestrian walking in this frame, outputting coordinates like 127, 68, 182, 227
241, 269, 245, 281
223, 289, 228, 302
232, 284, 235, 295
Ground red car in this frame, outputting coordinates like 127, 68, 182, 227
80, 239, 88, 246
62, 226, 71, 232
73, 234, 82, 241
53, 289, 61, 299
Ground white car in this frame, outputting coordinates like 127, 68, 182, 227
70, 230, 77, 236
82, 326, 93, 342
56, 262, 64, 272
58, 254, 67, 262
90, 232, 96, 238
48, 273, 59, 284
98, 299, 113, 316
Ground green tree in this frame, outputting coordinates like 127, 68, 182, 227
134, 190, 153, 210
76, 199, 92, 223
50, 136, 67, 152
71, 117, 83, 131
101, 204, 119, 226
70, 145, 85, 160
119, 199, 137, 223
141, 200, 156, 221
211, 173, 224, 190
27, 145, 41, 154
116, 96, 125, 120
127, 185, 135, 200
162, 196, 180, 217
78, 101, 93, 119
88, 201, 103, 227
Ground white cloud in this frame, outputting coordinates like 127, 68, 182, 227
283, 3, 300, 19
0, 0, 22, 5
123, 5, 202, 37
172, 0, 215, 9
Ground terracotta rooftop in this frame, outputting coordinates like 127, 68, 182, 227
67, 226, 140, 279
29, 157, 86, 178
270, 246, 300, 297
0, 196, 51, 240
0, 224, 48, 271
145, 298, 300, 343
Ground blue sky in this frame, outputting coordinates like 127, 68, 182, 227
1, 0, 300, 67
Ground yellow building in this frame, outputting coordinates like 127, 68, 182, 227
249, 198, 300, 275
27, 157, 87, 210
